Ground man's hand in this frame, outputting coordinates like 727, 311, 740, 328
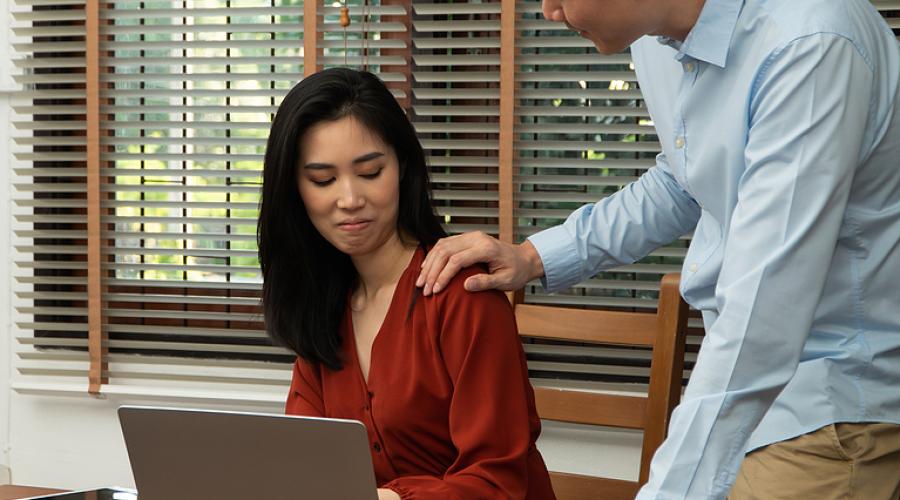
415, 232, 545, 295
377, 488, 401, 500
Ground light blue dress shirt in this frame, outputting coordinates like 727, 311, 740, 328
528, 0, 900, 498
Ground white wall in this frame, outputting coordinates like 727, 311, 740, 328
0, 3, 641, 491
0, 91, 12, 485
0, 92, 12, 483
2, 0, 16, 481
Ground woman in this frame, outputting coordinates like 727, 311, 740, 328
259, 68, 555, 500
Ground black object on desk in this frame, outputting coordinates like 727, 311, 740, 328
25, 488, 136, 500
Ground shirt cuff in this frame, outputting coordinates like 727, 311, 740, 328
527, 224, 583, 293
384, 485, 413, 500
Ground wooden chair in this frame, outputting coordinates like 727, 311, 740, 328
515, 273, 689, 500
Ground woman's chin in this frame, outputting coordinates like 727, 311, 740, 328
330, 237, 378, 258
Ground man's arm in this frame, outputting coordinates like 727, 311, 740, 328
638, 34, 873, 499
529, 153, 701, 292
416, 153, 700, 295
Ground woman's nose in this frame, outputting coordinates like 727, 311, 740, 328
335, 179, 365, 210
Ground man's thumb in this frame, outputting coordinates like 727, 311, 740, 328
464, 273, 496, 292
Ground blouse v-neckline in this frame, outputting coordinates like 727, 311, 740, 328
347, 247, 420, 388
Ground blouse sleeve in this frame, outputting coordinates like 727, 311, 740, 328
285, 357, 326, 417
382, 280, 537, 499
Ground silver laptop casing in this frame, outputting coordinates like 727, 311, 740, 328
118, 405, 378, 500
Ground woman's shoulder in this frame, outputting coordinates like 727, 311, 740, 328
424, 262, 512, 314
418, 263, 522, 363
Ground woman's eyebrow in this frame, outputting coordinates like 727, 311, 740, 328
303, 162, 333, 170
352, 151, 385, 164
303, 151, 385, 170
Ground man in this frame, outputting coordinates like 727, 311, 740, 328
416, 0, 900, 498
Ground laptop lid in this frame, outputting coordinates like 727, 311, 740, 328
118, 406, 378, 500
19, 487, 136, 500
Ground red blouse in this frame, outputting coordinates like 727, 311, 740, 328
286, 247, 555, 500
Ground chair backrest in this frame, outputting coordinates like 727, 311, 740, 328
515, 273, 688, 500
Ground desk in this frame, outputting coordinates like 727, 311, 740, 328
0, 486, 65, 500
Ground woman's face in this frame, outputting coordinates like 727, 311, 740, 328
296, 116, 402, 258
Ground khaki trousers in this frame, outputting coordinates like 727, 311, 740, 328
729, 422, 900, 500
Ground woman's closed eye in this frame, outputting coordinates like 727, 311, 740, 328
359, 167, 384, 180
308, 167, 381, 186
310, 177, 335, 187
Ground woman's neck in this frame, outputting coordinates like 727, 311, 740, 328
351, 234, 417, 305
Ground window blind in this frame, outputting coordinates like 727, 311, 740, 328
12, 0, 97, 391
411, 1, 503, 235
11, 0, 409, 395
11, 0, 898, 395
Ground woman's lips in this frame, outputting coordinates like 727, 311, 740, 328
338, 220, 371, 232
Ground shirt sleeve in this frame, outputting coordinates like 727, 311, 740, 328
637, 35, 874, 499
285, 357, 326, 417
382, 283, 539, 500
528, 152, 701, 292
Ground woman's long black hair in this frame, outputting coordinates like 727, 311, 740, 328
259, 68, 446, 370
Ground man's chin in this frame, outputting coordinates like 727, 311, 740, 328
591, 38, 630, 55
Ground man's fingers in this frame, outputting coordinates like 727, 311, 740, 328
417, 232, 489, 293
416, 233, 469, 285
420, 251, 450, 296
417, 230, 537, 295
431, 248, 483, 294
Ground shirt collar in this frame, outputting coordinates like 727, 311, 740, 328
656, 0, 744, 68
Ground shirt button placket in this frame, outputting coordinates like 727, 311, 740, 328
675, 57, 695, 189
365, 390, 381, 455
363, 390, 373, 412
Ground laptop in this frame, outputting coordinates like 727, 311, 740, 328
118, 406, 378, 500
20, 487, 136, 500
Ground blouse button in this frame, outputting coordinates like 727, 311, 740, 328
373, 442, 382, 453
